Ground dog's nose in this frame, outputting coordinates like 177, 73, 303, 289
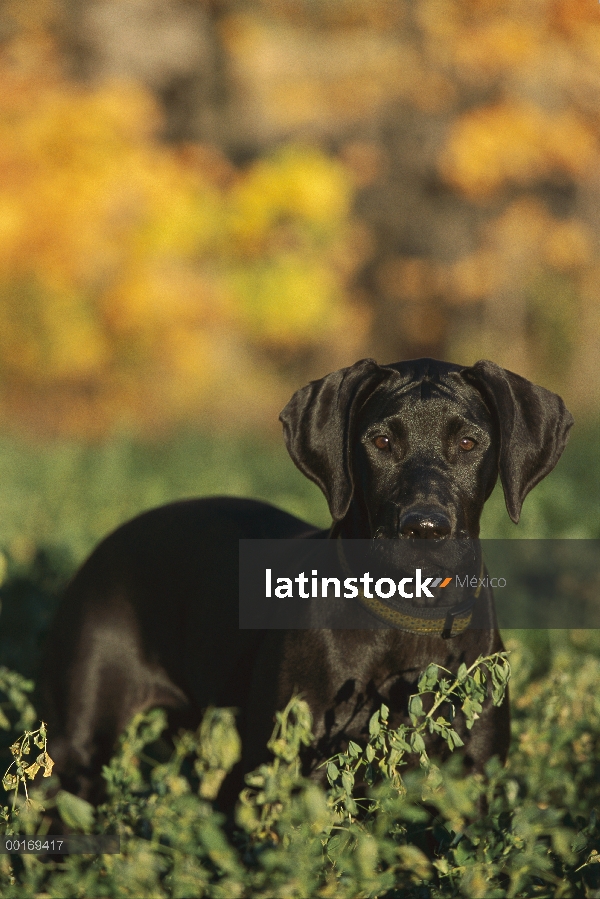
398, 511, 452, 539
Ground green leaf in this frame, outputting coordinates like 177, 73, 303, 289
426, 764, 443, 790
440, 678, 451, 694
409, 694, 424, 722
327, 761, 340, 783
411, 731, 426, 753
369, 711, 380, 737
388, 748, 401, 766
390, 732, 411, 752
425, 663, 439, 687
244, 772, 264, 788
341, 771, 354, 793
356, 834, 378, 879
448, 731, 464, 749
56, 790, 95, 833
454, 841, 473, 866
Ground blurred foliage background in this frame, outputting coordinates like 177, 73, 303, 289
0, 0, 596, 571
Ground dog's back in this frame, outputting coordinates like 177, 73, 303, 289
40, 496, 315, 800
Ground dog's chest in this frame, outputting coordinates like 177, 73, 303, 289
285, 630, 475, 745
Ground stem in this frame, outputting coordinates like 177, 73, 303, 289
420, 653, 508, 727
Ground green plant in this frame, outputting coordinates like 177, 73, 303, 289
0, 668, 36, 735
2, 646, 600, 896
324, 653, 510, 815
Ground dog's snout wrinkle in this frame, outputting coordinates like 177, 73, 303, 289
398, 510, 452, 540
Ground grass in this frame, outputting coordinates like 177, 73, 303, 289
0, 429, 330, 567
0, 417, 596, 570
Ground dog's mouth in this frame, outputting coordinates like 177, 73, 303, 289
370, 529, 475, 559
363, 536, 480, 608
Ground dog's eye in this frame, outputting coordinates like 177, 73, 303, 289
459, 437, 476, 452
372, 435, 391, 451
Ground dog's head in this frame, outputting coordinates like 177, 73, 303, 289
280, 358, 574, 539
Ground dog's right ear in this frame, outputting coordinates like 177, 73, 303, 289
280, 359, 392, 521
463, 360, 574, 523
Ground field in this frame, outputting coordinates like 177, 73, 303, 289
0, 420, 598, 897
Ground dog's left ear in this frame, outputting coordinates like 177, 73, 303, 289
280, 359, 393, 520
463, 360, 574, 523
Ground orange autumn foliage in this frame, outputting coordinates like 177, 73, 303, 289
440, 103, 596, 199
0, 38, 368, 436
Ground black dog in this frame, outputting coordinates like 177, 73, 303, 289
40, 358, 573, 801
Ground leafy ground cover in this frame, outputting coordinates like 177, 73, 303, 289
1, 642, 600, 897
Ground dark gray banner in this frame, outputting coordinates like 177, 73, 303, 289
0, 835, 120, 854
239, 539, 600, 630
